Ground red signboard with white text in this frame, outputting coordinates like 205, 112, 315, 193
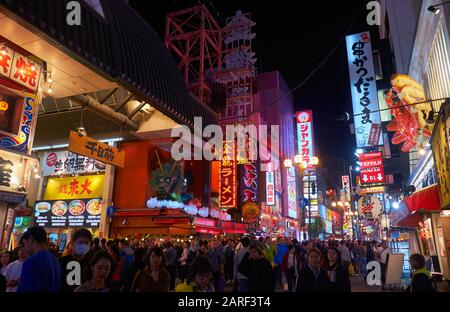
296, 110, 314, 167
359, 152, 385, 184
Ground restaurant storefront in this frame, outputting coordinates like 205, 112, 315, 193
1, 0, 218, 245
0, 35, 41, 249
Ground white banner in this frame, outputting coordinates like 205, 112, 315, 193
42, 151, 105, 176
346, 31, 383, 148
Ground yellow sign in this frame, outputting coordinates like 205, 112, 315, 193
431, 110, 450, 209
68, 131, 125, 168
44, 175, 105, 200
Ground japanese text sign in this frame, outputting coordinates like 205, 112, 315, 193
0, 148, 34, 195
266, 170, 275, 206
357, 195, 382, 219
239, 162, 259, 205
68, 131, 125, 168
346, 32, 383, 148
42, 151, 106, 176
286, 166, 298, 219
342, 175, 351, 201
219, 141, 237, 209
0, 44, 42, 91
296, 111, 314, 167
44, 174, 104, 200
358, 152, 385, 184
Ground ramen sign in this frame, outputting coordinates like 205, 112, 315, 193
357, 195, 382, 219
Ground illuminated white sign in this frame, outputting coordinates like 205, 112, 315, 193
346, 31, 383, 148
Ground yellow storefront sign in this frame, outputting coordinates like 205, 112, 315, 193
44, 175, 105, 200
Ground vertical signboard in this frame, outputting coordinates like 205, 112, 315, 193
239, 162, 259, 205
296, 111, 314, 166
286, 166, 297, 219
266, 170, 275, 206
359, 152, 385, 184
346, 31, 383, 148
341, 175, 351, 201
219, 141, 237, 209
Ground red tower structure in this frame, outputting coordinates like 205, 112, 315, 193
164, 5, 222, 106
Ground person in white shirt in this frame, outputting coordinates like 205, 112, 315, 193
5, 245, 27, 292
375, 240, 390, 286
338, 241, 351, 271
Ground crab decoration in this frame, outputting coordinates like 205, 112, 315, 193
385, 74, 433, 153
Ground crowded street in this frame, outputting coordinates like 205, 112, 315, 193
1, 0, 450, 303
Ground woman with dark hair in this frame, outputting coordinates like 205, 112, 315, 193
122, 248, 146, 292
322, 247, 351, 292
74, 251, 115, 292
130, 246, 170, 292
296, 248, 331, 292
107, 243, 123, 292
281, 245, 301, 292
184, 254, 214, 292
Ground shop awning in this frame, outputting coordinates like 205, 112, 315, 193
391, 184, 441, 227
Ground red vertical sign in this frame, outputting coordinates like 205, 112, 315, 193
219, 141, 237, 209
359, 152, 385, 184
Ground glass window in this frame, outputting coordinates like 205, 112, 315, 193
84, 0, 105, 18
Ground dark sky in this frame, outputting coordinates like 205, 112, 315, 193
129, 0, 379, 169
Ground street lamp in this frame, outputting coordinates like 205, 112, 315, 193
428, 1, 450, 14
283, 159, 293, 168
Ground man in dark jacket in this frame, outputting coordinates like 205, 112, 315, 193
407, 254, 437, 292
238, 241, 275, 292
296, 248, 331, 292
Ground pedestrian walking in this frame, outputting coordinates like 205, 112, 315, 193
59, 228, 93, 292
0, 251, 10, 276
322, 247, 351, 292
4, 243, 27, 292
375, 240, 390, 287
164, 241, 178, 290
17, 226, 61, 292
237, 241, 275, 292
234, 237, 250, 292
224, 239, 235, 285
296, 248, 331, 292
281, 245, 301, 292
178, 241, 189, 284
338, 240, 351, 272
130, 246, 170, 292
74, 251, 114, 292
406, 254, 437, 292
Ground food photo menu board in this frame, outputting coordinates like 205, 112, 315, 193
35, 198, 102, 228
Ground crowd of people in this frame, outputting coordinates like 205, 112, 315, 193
0, 226, 438, 292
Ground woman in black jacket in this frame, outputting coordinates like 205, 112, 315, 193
296, 248, 331, 292
322, 247, 351, 292
238, 241, 275, 292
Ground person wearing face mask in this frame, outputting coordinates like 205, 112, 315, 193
59, 228, 93, 292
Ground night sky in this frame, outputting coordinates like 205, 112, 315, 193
129, 0, 378, 171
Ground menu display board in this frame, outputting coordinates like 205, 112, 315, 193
35, 198, 102, 228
